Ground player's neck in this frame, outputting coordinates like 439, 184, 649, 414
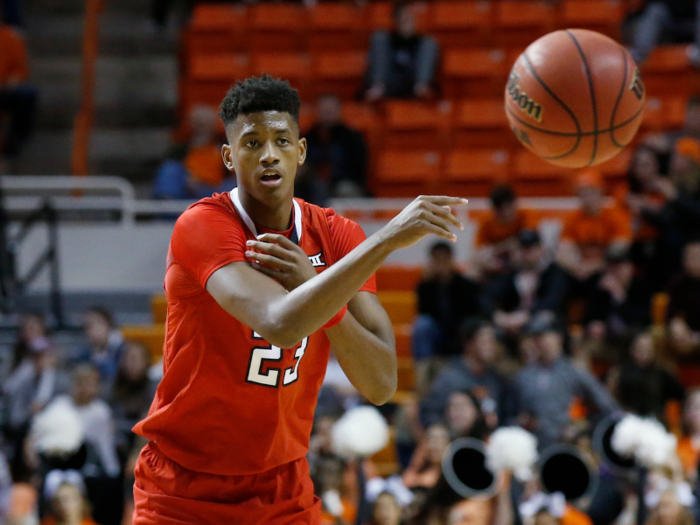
238, 190, 293, 232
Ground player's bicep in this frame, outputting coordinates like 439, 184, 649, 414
206, 262, 288, 340
347, 292, 395, 350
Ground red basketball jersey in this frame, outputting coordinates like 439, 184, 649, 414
133, 190, 376, 476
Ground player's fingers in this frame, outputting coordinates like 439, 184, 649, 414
245, 251, 290, 270
422, 212, 457, 239
246, 240, 293, 260
418, 195, 469, 207
421, 221, 457, 242
422, 201, 463, 230
256, 233, 299, 251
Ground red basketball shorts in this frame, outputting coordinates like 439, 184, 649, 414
133, 442, 322, 525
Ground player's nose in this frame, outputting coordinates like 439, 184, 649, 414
259, 141, 280, 166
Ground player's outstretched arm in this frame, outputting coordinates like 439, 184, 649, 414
207, 195, 467, 349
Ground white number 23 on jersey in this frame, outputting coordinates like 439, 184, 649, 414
246, 332, 308, 387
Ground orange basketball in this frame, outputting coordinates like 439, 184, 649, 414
505, 29, 645, 168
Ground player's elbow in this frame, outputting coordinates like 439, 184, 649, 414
365, 372, 397, 406
258, 327, 302, 350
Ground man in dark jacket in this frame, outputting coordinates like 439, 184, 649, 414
412, 242, 481, 361
481, 230, 569, 339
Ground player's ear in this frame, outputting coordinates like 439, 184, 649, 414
297, 137, 307, 167
221, 144, 235, 172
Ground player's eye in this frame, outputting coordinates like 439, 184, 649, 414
278, 138, 290, 146
246, 141, 258, 148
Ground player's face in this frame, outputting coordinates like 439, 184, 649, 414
222, 111, 306, 205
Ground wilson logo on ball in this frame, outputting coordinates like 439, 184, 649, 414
629, 68, 645, 100
507, 73, 543, 123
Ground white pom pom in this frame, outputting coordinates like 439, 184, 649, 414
30, 396, 84, 456
332, 406, 389, 458
322, 490, 344, 517
485, 426, 538, 481
611, 415, 677, 468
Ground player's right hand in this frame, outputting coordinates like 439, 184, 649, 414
378, 195, 468, 251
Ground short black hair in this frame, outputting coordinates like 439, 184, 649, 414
430, 241, 453, 257
393, 0, 411, 19
219, 74, 301, 128
490, 184, 516, 209
87, 306, 115, 328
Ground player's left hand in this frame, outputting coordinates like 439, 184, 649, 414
245, 233, 317, 291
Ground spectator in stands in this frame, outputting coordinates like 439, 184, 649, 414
296, 93, 369, 205
513, 318, 618, 448
152, 104, 233, 200
584, 247, 654, 346
110, 342, 157, 462
557, 169, 632, 296
0, 19, 37, 172
667, 240, 700, 353
475, 184, 534, 276
0, 450, 11, 521
402, 424, 450, 490
419, 319, 507, 428
677, 389, 700, 479
3, 313, 57, 480
365, 491, 403, 525
57, 365, 121, 525
74, 307, 126, 396
314, 455, 357, 525
628, 0, 700, 67
41, 476, 97, 525
444, 390, 490, 440
363, 1, 439, 101
481, 230, 569, 341
606, 331, 685, 422
412, 242, 481, 366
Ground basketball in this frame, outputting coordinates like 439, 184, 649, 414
505, 29, 645, 168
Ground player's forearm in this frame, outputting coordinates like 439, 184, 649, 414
270, 232, 393, 347
326, 313, 397, 406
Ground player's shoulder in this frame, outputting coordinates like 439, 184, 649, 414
176, 192, 242, 230
298, 198, 360, 232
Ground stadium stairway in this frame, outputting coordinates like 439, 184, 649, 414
15, 0, 178, 190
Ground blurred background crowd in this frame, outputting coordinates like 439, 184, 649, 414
2, 0, 700, 525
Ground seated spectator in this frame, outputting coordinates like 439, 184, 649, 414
481, 230, 569, 340
584, 247, 654, 346
363, 1, 439, 101
41, 475, 97, 525
475, 184, 535, 276
109, 342, 157, 461
514, 318, 618, 448
73, 307, 126, 395
54, 365, 121, 525
314, 455, 357, 525
3, 312, 57, 480
402, 424, 450, 490
676, 389, 700, 479
607, 332, 685, 422
0, 20, 37, 172
628, 0, 700, 67
151, 104, 233, 200
557, 169, 632, 296
666, 239, 700, 353
296, 93, 368, 205
412, 242, 481, 365
644, 489, 694, 525
365, 491, 403, 525
444, 390, 489, 440
419, 319, 507, 428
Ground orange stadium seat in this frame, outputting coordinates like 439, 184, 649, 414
374, 150, 441, 196
308, 3, 368, 52
249, 3, 307, 51
442, 48, 507, 98
377, 291, 417, 324
368, 1, 429, 33
429, 1, 492, 48
493, 1, 557, 47
182, 53, 250, 110
445, 149, 510, 196
394, 324, 412, 358
384, 101, 451, 149
375, 265, 424, 291
642, 45, 694, 96
251, 53, 312, 99
341, 101, 382, 157
642, 96, 687, 131
562, 0, 624, 38
185, 4, 248, 55
452, 99, 515, 148
311, 51, 366, 100
513, 150, 576, 196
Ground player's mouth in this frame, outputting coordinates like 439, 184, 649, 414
260, 171, 283, 186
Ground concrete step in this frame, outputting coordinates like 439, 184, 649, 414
30, 56, 177, 129
26, 14, 179, 57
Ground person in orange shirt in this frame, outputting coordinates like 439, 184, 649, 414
0, 20, 37, 167
557, 169, 632, 294
677, 389, 700, 480
475, 184, 535, 276
151, 104, 234, 199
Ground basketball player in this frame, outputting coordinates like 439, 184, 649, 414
131, 75, 467, 524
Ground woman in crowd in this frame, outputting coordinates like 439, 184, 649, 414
40, 478, 97, 525
364, 491, 403, 525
